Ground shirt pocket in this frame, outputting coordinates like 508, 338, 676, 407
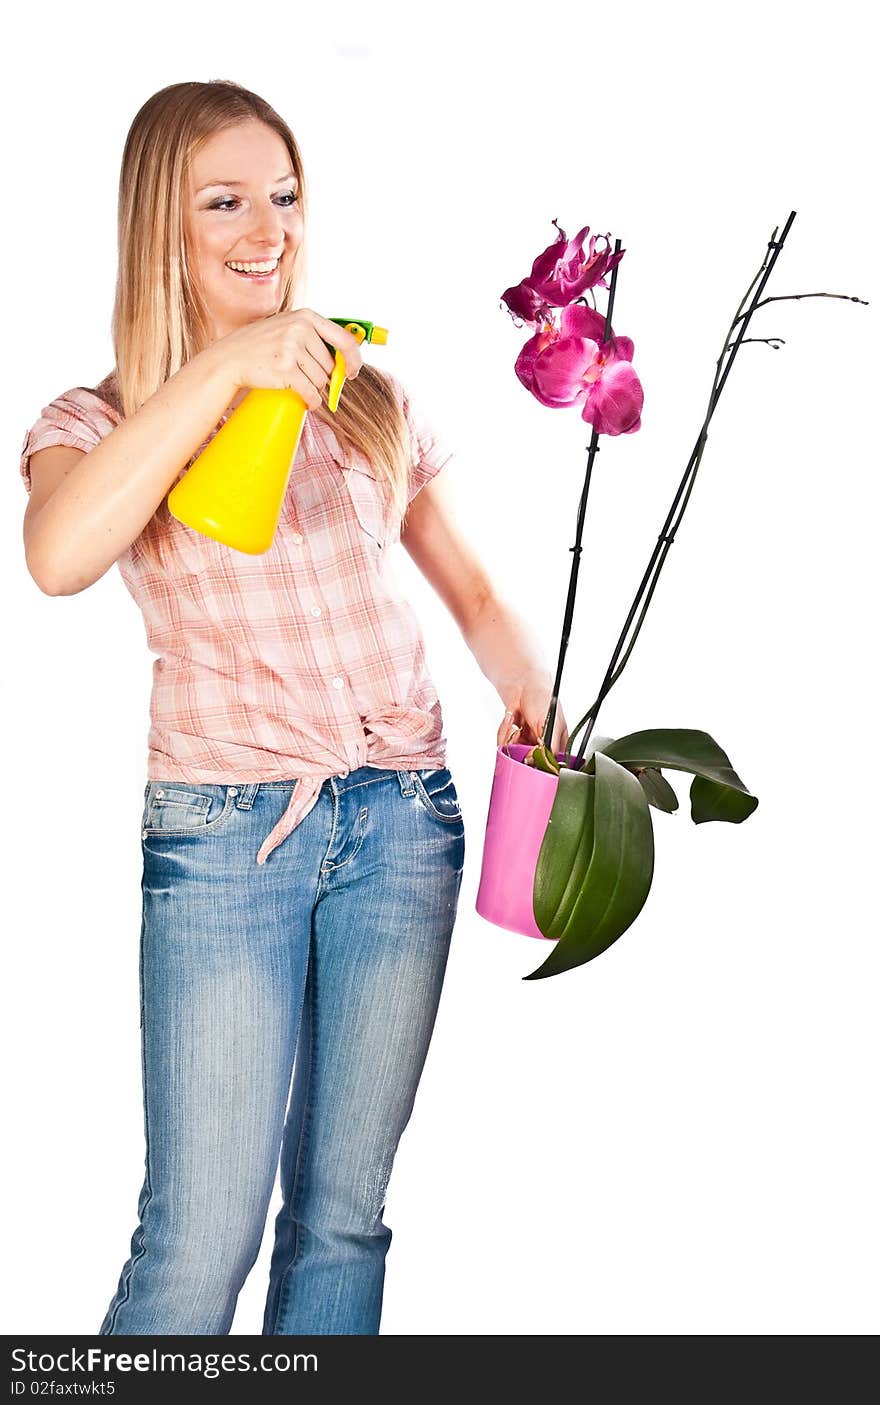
339, 448, 388, 549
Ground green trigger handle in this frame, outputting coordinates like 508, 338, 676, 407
322, 319, 388, 412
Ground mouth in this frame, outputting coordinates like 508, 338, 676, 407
225, 256, 281, 282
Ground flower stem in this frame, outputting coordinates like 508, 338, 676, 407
565, 211, 801, 761
727, 336, 786, 348
731, 291, 869, 323
540, 239, 623, 753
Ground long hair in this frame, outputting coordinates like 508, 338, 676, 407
111, 79, 411, 523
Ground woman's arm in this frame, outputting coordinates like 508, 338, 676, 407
401, 475, 569, 752
25, 346, 238, 596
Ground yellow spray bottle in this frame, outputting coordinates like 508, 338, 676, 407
167, 318, 388, 555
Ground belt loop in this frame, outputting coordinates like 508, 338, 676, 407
234, 783, 259, 810
397, 769, 416, 796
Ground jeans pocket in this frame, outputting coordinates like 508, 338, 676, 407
141, 781, 237, 838
411, 768, 464, 824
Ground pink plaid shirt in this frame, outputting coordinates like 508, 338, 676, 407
21, 369, 452, 865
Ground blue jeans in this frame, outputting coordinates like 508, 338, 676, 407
99, 764, 465, 1335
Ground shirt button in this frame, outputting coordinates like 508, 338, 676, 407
310, 605, 322, 617
331, 676, 344, 689
291, 532, 303, 544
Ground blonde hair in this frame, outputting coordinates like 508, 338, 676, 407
111, 78, 411, 523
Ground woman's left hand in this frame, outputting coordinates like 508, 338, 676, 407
496, 669, 569, 755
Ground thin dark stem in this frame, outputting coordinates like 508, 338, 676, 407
727, 336, 786, 348
565, 430, 710, 756
566, 211, 799, 761
732, 291, 869, 325
565, 432, 711, 751
538, 429, 598, 749
539, 239, 623, 752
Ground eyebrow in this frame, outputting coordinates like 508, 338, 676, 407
196, 171, 297, 193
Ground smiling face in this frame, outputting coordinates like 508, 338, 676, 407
186, 118, 303, 341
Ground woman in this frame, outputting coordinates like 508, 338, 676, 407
19, 79, 568, 1336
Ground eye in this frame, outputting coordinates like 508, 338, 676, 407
208, 191, 298, 212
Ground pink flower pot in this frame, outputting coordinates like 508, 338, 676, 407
475, 743, 585, 940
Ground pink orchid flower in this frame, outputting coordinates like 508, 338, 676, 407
500, 219, 625, 323
514, 303, 644, 436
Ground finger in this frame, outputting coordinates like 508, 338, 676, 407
498, 709, 520, 746
305, 332, 337, 380
312, 314, 364, 377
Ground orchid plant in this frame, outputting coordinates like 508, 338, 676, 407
500, 211, 867, 980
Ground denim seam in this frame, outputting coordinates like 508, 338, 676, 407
103, 901, 154, 1333
270, 946, 317, 1333
318, 785, 340, 878
333, 774, 398, 794
155, 793, 210, 816
322, 805, 369, 872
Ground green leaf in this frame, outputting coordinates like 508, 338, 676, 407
528, 744, 561, 775
562, 734, 616, 774
573, 736, 674, 814
532, 768, 596, 942
581, 734, 617, 762
601, 728, 757, 826
635, 766, 679, 812
527, 751, 655, 979
690, 774, 759, 824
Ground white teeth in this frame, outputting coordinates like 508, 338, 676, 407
226, 258, 279, 274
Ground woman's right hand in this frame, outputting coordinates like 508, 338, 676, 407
209, 308, 364, 407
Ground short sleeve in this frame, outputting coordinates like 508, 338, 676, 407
385, 372, 454, 506
19, 387, 121, 495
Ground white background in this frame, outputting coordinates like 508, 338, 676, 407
3, 0, 876, 1336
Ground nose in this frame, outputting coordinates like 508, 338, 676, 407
248, 200, 287, 248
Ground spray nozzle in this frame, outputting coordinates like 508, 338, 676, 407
322, 318, 389, 412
